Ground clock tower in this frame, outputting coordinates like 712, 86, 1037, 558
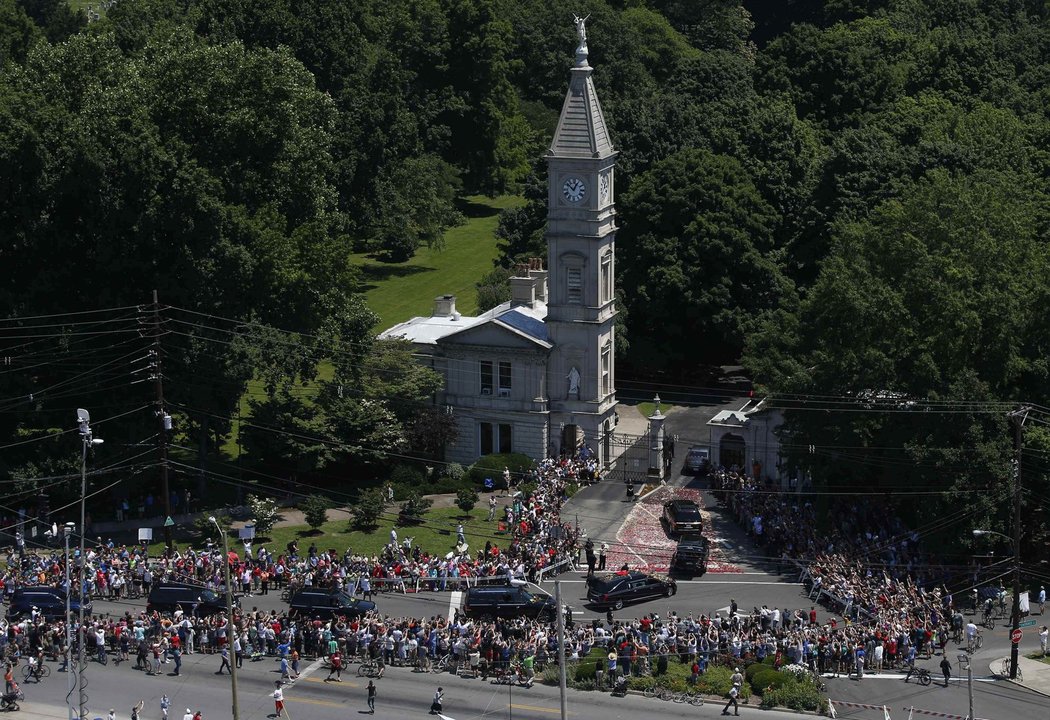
545, 19, 619, 465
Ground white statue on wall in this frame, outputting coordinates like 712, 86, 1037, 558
567, 366, 581, 398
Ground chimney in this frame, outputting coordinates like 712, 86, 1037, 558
509, 276, 535, 307
432, 294, 456, 317
528, 258, 547, 303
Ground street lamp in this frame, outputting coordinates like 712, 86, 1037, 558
973, 527, 1021, 679
210, 516, 240, 720
76, 409, 102, 720
62, 522, 75, 720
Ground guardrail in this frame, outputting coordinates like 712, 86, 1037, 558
536, 557, 574, 583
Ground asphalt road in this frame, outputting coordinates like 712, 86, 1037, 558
61, 404, 1049, 719
28, 650, 807, 720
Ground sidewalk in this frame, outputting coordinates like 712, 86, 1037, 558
989, 654, 1050, 696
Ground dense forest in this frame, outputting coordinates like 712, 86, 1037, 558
1, 0, 1049, 553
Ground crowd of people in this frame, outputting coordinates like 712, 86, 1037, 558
713, 468, 1008, 678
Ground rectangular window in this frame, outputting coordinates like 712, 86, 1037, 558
601, 342, 612, 397
567, 267, 582, 304
479, 422, 513, 455
601, 253, 612, 304
498, 361, 512, 396
480, 360, 493, 395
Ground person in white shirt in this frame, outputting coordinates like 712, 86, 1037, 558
1040, 625, 1048, 656
182, 709, 194, 720
273, 681, 286, 718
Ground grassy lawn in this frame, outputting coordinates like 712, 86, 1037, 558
635, 401, 679, 418
353, 194, 524, 330
1026, 652, 1050, 665
155, 505, 508, 559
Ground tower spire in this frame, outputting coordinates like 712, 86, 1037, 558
550, 15, 614, 159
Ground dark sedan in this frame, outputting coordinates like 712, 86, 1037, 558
288, 588, 376, 619
662, 499, 703, 536
586, 571, 677, 610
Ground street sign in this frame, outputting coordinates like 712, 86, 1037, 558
1019, 619, 1036, 628
1010, 628, 1023, 644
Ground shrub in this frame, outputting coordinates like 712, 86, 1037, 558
445, 462, 466, 481
780, 663, 809, 680
247, 495, 280, 537
467, 452, 533, 486
300, 494, 330, 530
400, 491, 433, 524
456, 487, 479, 512
351, 488, 386, 530
751, 669, 791, 695
759, 679, 827, 712
390, 463, 424, 488
696, 666, 751, 699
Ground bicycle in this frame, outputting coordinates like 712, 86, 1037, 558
967, 633, 983, 654
981, 612, 995, 630
431, 653, 453, 674
671, 691, 704, 705
22, 663, 50, 682
1001, 659, 1023, 682
643, 686, 672, 700
357, 658, 382, 678
904, 666, 932, 686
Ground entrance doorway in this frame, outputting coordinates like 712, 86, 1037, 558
719, 433, 746, 470
561, 424, 583, 457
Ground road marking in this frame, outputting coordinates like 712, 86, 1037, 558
301, 676, 361, 687
825, 674, 999, 683
550, 580, 790, 585
449, 590, 463, 621
508, 703, 574, 715
287, 696, 348, 708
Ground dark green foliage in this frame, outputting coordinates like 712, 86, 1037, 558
400, 491, 433, 524
750, 668, 790, 694
300, 494, 330, 530
467, 452, 533, 486
352, 487, 386, 530
618, 147, 790, 368
759, 677, 828, 711
455, 486, 479, 512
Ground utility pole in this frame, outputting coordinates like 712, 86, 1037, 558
76, 410, 102, 720
211, 517, 240, 720
958, 652, 974, 720
1007, 406, 1029, 680
152, 290, 172, 552
555, 580, 568, 720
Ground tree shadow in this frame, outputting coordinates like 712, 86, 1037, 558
356, 262, 436, 291
455, 197, 501, 219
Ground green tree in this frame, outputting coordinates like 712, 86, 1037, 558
247, 494, 280, 536
455, 486, 479, 512
618, 147, 790, 369
300, 494, 330, 530
352, 487, 386, 530
0, 0, 39, 66
745, 169, 1050, 537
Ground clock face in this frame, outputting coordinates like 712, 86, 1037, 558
599, 173, 610, 202
562, 177, 586, 203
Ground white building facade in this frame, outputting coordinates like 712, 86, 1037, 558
379, 27, 622, 468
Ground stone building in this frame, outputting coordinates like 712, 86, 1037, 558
379, 26, 622, 467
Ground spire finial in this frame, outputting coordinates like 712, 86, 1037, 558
573, 13, 590, 66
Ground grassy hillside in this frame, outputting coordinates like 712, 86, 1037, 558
353, 194, 524, 330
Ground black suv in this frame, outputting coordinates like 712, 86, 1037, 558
6, 587, 91, 621
662, 499, 703, 536
669, 537, 709, 577
586, 571, 676, 610
462, 585, 558, 621
287, 588, 375, 620
146, 583, 231, 617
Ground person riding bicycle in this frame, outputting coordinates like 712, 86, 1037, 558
902, 646, 920, 682
982, 598, 994, 624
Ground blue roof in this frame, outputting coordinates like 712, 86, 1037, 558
498, 309, 549, 342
